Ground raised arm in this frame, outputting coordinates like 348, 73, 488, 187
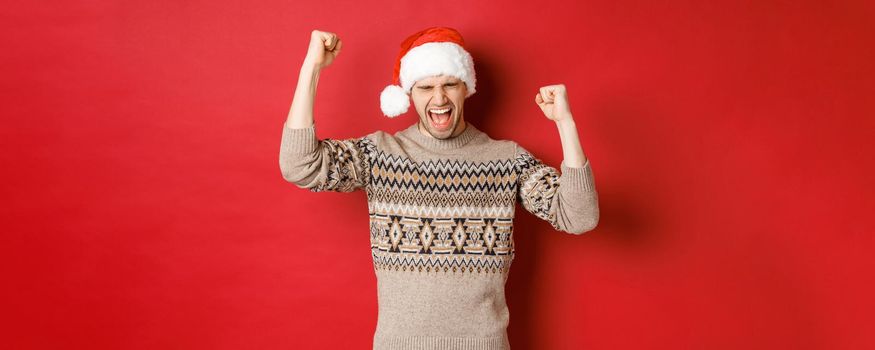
515, 83, 599, 234
278, 30, 371, 193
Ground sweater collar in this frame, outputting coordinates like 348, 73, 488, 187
401, 121, 482, 151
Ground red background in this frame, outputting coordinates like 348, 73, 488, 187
3, 1, 874, 349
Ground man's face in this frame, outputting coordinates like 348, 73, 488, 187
411, 75, 468, 139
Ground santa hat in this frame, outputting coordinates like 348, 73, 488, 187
379, 26, 477, 118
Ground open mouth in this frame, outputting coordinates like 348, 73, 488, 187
428, 106, 453, 130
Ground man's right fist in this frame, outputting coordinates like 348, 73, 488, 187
304, 30, 342, 70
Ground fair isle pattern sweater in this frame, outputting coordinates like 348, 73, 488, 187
279, 121, 599, 350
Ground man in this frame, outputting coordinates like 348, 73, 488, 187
280, 27, 599, 350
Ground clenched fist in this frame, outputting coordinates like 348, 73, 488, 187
535, 84, 573, 122
304, 30, 343, 70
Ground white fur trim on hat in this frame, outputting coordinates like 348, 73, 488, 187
380, 84, 410, 118
400, 41, 476, 97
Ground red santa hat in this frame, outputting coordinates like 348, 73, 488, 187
379, 26, 477, 118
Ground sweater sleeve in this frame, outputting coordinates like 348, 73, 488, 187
278, 122, 372, 193
514, 144, 599, 234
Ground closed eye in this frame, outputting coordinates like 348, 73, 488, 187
418, 83, 457, 90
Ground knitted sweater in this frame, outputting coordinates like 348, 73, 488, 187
279, 121, 599, 350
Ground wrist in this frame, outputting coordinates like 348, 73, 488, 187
301, 59, 322, 74
555, 115, 576, 128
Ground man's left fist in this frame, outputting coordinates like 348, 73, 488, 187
535, 84, 573, 122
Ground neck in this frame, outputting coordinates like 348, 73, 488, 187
404, 119, 480, 151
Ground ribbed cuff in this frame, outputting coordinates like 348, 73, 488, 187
559, 159, 596, 192
281, 122, 318, 154
373, 334, 510, 350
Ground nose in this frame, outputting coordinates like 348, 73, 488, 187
432, 87, 448, 105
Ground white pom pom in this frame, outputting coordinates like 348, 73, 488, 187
380, 85, 410, 118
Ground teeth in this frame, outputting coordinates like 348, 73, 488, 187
429, 108, 450, 114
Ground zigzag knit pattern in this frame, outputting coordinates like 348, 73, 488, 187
304, 135, 569, 276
